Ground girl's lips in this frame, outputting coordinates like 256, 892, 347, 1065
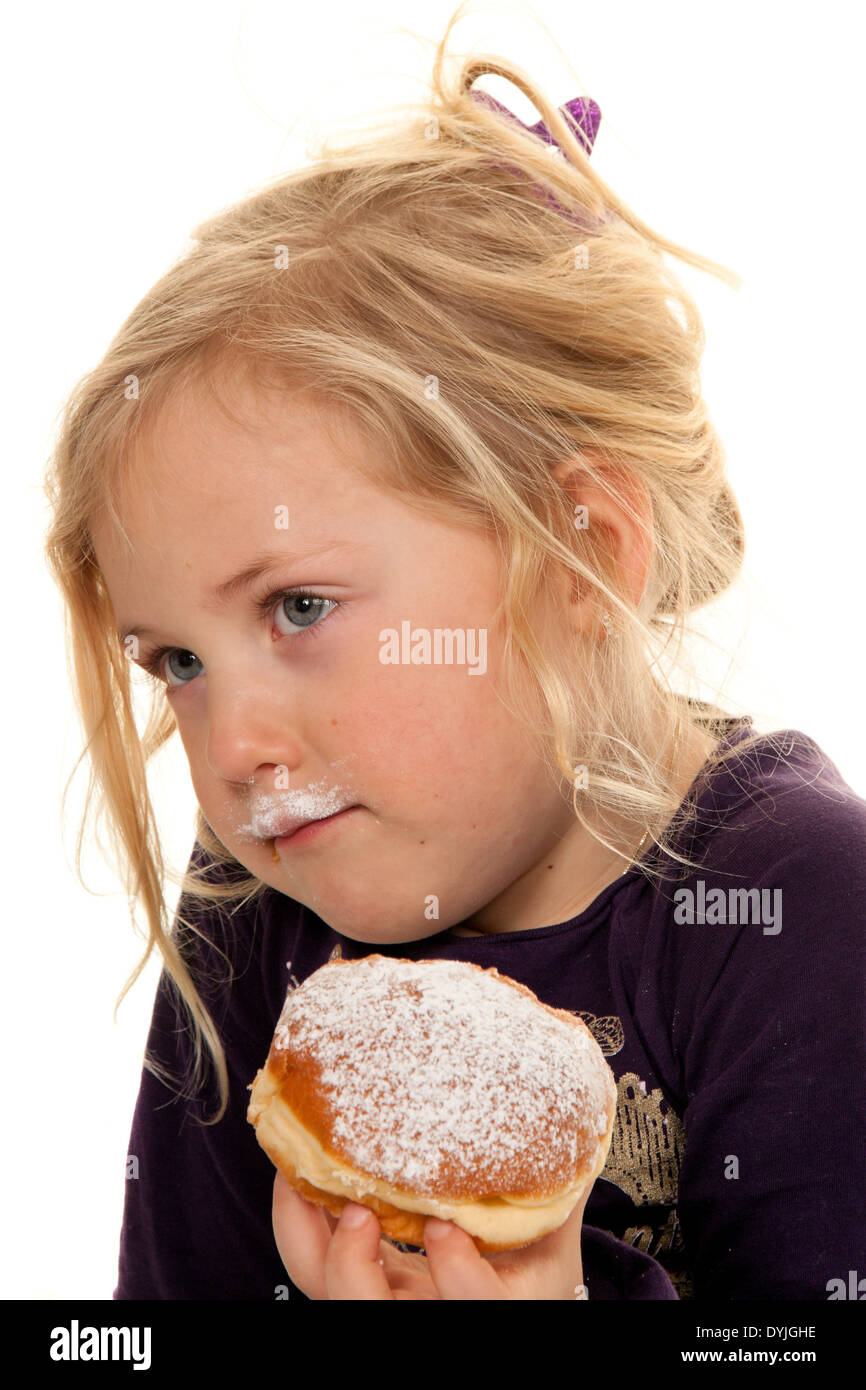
273, 805, 362, 849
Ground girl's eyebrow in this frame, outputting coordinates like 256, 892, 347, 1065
118, 540, 366, 643
203, 541, 364, 609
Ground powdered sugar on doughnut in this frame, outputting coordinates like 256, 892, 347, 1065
272, 956, 616, 1200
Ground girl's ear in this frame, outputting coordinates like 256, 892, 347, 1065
550, 456, 654, 629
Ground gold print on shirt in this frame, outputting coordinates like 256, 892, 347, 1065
619, 1211, 694, 1300
575, 1011, 625, 1057
573, 1013, 684, 1208
601, 1072, 685, 1208
572, 1010, 693, 1295
622, 1208, 680, 1258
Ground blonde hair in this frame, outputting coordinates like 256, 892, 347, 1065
43, 10, 778, 1122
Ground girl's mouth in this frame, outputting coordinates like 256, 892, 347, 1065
272, 805, 362, 852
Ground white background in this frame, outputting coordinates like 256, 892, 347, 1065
4, 0, 864, 1299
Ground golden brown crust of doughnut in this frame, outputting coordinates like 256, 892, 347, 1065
249, 955, 617, 1251
264, 957, 610, 1202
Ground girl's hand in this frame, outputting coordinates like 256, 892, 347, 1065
271, 1171, 590, 1300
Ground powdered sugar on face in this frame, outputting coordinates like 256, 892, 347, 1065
232, 777, 352, 839
225, 757, 361, 840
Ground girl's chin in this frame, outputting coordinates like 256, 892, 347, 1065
257, 857, 469, 944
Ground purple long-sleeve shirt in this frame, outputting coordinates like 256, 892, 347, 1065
114, 715, 866, 1300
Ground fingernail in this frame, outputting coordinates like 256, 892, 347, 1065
341, 1203, 371, 1229
425, 1218, 453, 1240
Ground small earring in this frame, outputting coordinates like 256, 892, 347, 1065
600, 612, 614, 638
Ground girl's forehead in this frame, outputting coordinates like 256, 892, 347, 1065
90, 394, 427, 591
107, 382, 385, 531
138, 376, 350, 473
91, 361, 489, 588
173, 355, 369, 456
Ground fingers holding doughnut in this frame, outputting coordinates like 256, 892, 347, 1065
272, 1172, 337, 1300
323, 1202, 400, 1301
422, 1219, 510, 1300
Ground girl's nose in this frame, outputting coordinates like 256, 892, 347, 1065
204, 672, 303, 786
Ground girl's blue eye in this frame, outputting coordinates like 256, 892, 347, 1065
273, 593, 334, 637
139, 589, 337, 689
164, 649, 203, 686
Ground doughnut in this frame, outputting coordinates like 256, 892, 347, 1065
247, 955, 617, 1253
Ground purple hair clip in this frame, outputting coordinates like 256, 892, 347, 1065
470, 89, 601, 156
469, 88, 601, 223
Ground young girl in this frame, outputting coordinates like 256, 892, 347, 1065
44, 15, 866, 1302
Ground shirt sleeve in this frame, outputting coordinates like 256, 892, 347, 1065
114, 852, 302, 1300
668, 788, 866, 1299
